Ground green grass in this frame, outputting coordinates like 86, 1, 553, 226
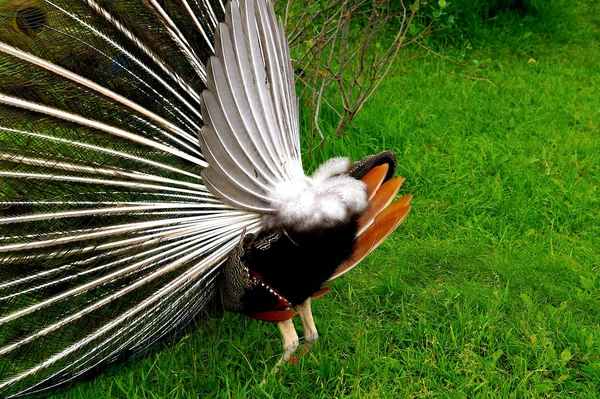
54, 1, 599, 398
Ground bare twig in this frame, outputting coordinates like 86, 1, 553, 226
416, 40, 464, 65
282, 0, 432, 143
461, 74, 496, 86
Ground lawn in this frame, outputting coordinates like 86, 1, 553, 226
54, 1, 599, 398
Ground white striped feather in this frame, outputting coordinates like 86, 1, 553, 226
228, 1, 289, 178
146, 0, 209, 81
199, 0, 305, 213
182, 0, 216, 54
0, 127, 204, 180
0, 153, 208, 190
0, 42, 200, 146
0, 94, 208, 167
212, 21, 281, 182
255, 0, 298, 164
0, 0, 274, 396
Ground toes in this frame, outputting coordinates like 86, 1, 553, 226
305, 331, 319, 344
283, 339, 299, 358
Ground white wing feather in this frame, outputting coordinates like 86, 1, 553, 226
200, 0, 368, 233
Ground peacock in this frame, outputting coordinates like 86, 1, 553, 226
0, 0, 412, 396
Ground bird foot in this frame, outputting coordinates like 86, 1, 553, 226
278, 339, 300, 365
306, 331, 319, 344
266, 298, 320, 378
268, 319, 299, 375
268, 342, 299, 376
295, 298, 319, 356
296, 331, 318, 357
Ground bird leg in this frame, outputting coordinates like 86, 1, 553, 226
270, 299, 317, 375
273, 318, 299, 372
296, 297, 318, 354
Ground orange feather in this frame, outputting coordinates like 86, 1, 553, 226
327, 202, 411, 283
311, 287, 332, 300
250, 310, 298, 322
360, 163, 389, 200
375, 194, 413, 223
357, 176, 405, 235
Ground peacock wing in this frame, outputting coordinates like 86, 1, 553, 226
325, 172, 413, 283
199, 0, 304, 211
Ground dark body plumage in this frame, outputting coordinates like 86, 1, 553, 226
219, 152, 399, 318
247, 220, 357, 305
218, 213, 359, 317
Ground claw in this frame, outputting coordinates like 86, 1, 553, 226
269, 297, 319, 376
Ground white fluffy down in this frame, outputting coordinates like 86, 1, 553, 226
262, 157, 368, 232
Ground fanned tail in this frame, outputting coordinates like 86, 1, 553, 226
0, 0, 263, 396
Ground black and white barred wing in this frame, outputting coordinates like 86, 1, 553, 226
199, 0, 302, 213
200, 0, 367, 234
0, 0, 262, 396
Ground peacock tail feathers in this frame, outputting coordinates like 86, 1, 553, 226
0, 0, 270, 396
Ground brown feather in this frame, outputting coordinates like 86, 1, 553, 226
357, 175, 405, 234
374, 194, 413, 223
360, 163, 389, 200
250, 309, 298, 322
327, 202, 411, 283
311, 287, 332, 300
